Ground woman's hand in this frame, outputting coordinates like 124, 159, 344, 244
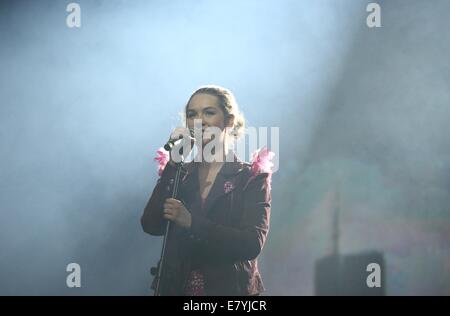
163, 198, 192, 228
168, 127, 196, 165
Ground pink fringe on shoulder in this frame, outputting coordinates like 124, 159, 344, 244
250, 146, 275, 190
154, 147, 170, 176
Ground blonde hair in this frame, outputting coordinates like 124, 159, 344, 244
182, 85, 246, 140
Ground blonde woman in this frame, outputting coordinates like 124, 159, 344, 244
141, 85, 274, 296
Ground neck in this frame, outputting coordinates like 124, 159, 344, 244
198, 160, 223, 172
196, 143, 230, 171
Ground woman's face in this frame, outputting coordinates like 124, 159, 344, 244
186, 93, 231, 145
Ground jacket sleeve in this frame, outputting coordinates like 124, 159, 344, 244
140, 162, 178, 236
189, 172, 272, 261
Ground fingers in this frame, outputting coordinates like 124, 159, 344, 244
162, 198, 191, 228
163, 207, 176, 220
163, 210, 174, 220
163, 198, 180, 220
164, 198, 182, 207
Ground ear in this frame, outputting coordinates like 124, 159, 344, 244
225, 114, 235, 128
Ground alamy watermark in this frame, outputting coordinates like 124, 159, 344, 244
169, 120, 279, 173
366, 262, 381, 288
366, 3, 381, 28
66, 3, 81, 28
66, 263, 81, 288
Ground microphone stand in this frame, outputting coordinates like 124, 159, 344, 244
153, 157, 185, 296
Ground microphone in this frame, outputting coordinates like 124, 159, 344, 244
164, 128, 195, 151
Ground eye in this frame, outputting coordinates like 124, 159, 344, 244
205, 110, 215, 116
187, 112, 196, 118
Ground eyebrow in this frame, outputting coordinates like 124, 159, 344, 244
187, 106, 217, 112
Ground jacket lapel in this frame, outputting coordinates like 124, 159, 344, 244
178, 151, 245, 215
201, 152, 244, 215
177, 161, 199, 206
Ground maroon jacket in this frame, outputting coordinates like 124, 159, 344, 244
141, 151, 272, 296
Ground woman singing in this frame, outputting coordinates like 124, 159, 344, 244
141, 85, 274, 296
